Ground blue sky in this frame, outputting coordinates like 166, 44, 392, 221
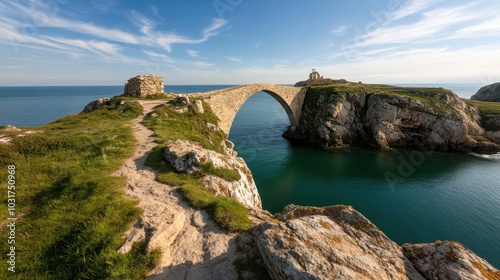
1, 0, 500, 85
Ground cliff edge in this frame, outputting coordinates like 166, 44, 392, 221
284, 84, 500, 154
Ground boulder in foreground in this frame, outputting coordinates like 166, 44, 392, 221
256, 204, 499, 280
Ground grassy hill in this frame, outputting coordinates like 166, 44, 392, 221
0, 98, 159, 279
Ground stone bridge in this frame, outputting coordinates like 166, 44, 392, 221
191, 83, 306, 135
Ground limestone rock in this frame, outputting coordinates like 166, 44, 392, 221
207, 122, 219, 132
222, 140, 237, 157
123, 75, 164, 97
2, 125, 21, 132
403, 241, 500, 280
256, 204, 425, 280
471, 82, 500, 102
162, 140, 262, 209
287, 87, 500, 154
81, 98, 110, 113
193, 99, 204, 113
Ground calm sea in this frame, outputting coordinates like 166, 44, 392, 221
0, 84, 499, 268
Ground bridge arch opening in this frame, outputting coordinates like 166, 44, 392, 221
226, 89, 297, 136
228, 91, 293, 160
198, 83, 305, 136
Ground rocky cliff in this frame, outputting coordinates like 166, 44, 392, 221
256, 205, 500, 280
284, 84, 500, 154
163, 139, 262, 209
472, 82, 500, 102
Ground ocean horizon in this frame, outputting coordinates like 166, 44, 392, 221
0, 83, 485, 128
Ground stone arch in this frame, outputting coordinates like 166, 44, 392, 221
194, 84, 306, 135
260, 89, 298, 129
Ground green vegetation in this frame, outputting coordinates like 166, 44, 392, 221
200, 162, 241, 181
115, 93, 170, 101
143, 100, 226, 153
144, 101, 251, 232
464, 99, 500, 116
306, 83, 462, 115
0, 98, 160, 279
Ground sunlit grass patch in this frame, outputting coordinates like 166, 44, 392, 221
0, 98, 160, 279
143, 100, 251, 232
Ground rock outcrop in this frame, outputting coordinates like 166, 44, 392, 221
403, 241, 500, 280
285, 85, 500, 154
123, 75, 164, 97
471, 82, 500, 102
163, 140, 262, 209
256, 205, 500, 280
482, 115, 500, 132
81, 98, 110, 113
172, 95, 190, 106
256, 205, 424, 280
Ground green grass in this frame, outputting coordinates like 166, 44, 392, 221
178, 182, 251, 231
464, 99, 500, 116
305, 83, 462, 116
142, 99, 227, 153
0, 98, 160, 279
143, 101, 251, 232
199, 162, 241, 181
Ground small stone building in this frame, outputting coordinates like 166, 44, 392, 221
309, 69, 324, 81
123, 75, 164, 97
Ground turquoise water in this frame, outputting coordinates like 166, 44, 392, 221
0, 84, 498, 268
229, 90, 500, 268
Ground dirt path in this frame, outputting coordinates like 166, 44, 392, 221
115, 100, 239, 280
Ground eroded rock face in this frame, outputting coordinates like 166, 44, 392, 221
472, 82, 500, 102
403, 241, 500, 280
286, 88, 500, 154
163, 140, 262, 209
256, 205, 499, 280
256, 205, 425, 280
81, 98, 110, 113
482, 115, 500, 132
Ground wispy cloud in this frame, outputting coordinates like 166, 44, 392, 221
144, 50, 214, 69
187, 49, 200, 58
390, 0, 440, 21
347, 2, 485, 49
146, 17, 228, 52
46, 37, 121, 55
331, 25, 350, 35
452, 15, 500, 39
91, 0, 118, 12
0, 2, 227, 64
226, 56, 242, 62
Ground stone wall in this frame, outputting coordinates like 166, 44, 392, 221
191, 84, 306, 135
123, 75, 164, 97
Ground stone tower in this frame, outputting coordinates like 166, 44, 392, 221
123, 75, 164, 97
